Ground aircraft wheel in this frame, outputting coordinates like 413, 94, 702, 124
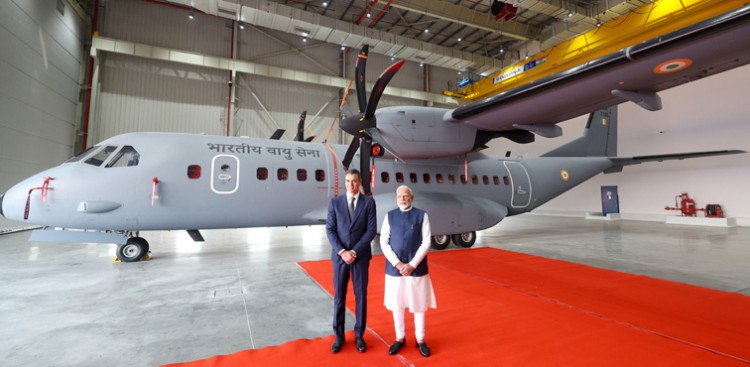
117, 237, 149, 262
452, 231, 476, 248
430, 235, 451, 250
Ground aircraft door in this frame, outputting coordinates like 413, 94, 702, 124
503, 161, 532, 208
211, 155, 240, 194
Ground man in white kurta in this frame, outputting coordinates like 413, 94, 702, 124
380, 185, 437, 357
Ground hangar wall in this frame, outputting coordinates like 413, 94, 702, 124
92, 0, 450, 146
485, 63, 750, 223
0, 0, 86, 231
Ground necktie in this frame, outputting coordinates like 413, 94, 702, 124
349, 197, 355, 220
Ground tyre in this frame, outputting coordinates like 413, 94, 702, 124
431, 235, 451, 250
117, 237, 149, 262
452, 231, 476, 248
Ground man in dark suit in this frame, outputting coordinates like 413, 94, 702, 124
326, 169, 377, 354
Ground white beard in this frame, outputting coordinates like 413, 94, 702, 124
398, 203, 411, 211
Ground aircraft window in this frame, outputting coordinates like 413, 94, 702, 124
460, 174, 467, 184
64, 145, 97, 163
106, 146, 140, 168
448, 174, 456, 184
483, 175, 489, 185
471, 175, 479, 185
84, 145, 117, 167
493, 176, 500, 185
396, 172, 404, 183
381, 172, 390, 183
297, 169, 307, 181
436, 174, 444, 184
503, 176, 510, 185
409, 173, 417, 183
257, 167, 268, 180
278, 168, 288, 181
187, 165, 201, 179
315, 169, 325, 182
423, 173, 431, 184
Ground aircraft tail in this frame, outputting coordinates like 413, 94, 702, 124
541, 106, 617, 157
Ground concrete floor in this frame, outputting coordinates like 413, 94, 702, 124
1, 214, 749, 367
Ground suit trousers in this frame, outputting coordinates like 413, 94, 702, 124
332, 258, 370, 339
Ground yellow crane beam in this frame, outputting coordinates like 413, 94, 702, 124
446, 0, 749, 101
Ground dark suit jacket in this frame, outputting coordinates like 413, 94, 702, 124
326, 194, 377, 261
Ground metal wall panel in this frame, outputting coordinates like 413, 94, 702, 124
99, 0, 232, 59
94, 53, 228, 141
0, 0, 84, 230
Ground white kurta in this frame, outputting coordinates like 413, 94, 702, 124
380, 208, 437, 312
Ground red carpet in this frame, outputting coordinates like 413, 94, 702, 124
163, 248, 750, 367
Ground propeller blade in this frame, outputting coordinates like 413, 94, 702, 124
364, 127, 405, 162
360, 138, 373, 196
364, 60, 405, 119
304, 136, 316, 143
342, 138, 360, 170
354, 45, 369, 114
294, 110, 307, 142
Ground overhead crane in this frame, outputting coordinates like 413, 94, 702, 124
445, 0, 749, 102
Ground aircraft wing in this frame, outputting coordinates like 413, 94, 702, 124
449, 5, 750, 133
405, 192, 509, 235
605, 149, 746, 173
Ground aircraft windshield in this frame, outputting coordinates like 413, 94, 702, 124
84, 146, 117, 167
64, 145, 98, 164
105, 146, 140, 168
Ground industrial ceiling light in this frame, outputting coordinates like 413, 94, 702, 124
188, 11, 195, 20
424, 29, 429, 33
238, 21, 245, 30
323, 1, 328, 6
596, 19, 602, 27
567, 10, 573, 17
457, 37, 462, 42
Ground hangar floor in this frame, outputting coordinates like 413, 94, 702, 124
1, 214, 748, 367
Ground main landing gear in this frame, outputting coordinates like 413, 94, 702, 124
116, 235, 150, 262
430, 231, 476, 250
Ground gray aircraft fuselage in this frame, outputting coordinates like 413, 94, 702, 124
1, 132, 610, 236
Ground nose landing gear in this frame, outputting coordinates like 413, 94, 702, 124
116, 236, 150, 262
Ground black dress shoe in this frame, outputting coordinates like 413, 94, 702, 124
388, 339, 405, 355
417, 342, 431, 357
331, 337, 344, 354
355, 337, 367, 353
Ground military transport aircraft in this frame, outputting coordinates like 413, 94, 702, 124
1, 5, 749, 262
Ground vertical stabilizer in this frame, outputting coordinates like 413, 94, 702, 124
541, 106, 617, 157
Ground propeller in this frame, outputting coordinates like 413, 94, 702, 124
339, 45, 405, 195
293, 111, 314, 142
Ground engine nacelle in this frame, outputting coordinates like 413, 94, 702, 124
373, 106, 479, 159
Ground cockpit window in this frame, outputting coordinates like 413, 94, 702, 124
84, 146, 118, 167
106, 146, 140, 168
64, 146, 98, 164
